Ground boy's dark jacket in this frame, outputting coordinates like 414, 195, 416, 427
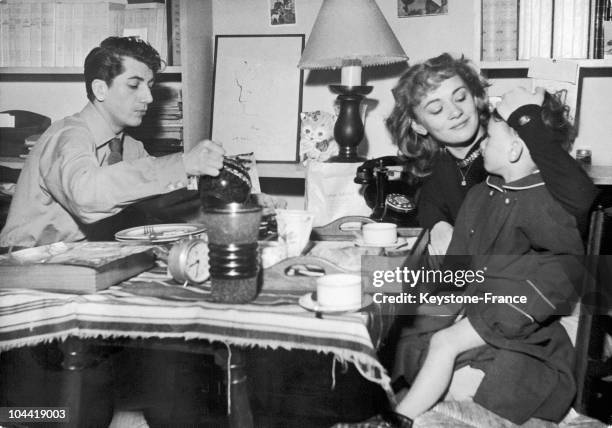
447, 172, 584, 424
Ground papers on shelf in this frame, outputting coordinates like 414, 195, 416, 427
528, 58, 579, 123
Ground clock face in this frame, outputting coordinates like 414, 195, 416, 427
185, 240, 209, 283
168, 239, 210, 284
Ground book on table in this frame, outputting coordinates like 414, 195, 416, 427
0, 241, 157, 293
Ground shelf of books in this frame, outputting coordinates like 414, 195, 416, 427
477, 0, 612, 69
478, 0, 591, 63
0, 0, 178, 68
0, 66, 182, 75
0, 0, 191, 159
129, 81, 184, 157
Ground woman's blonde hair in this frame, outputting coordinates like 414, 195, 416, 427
386, 53, 489, 182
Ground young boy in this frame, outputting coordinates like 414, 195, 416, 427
348, 88, 586, 428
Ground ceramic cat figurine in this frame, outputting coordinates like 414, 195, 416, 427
299, 110, 339, 163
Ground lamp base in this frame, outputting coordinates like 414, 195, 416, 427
327, 85, 372, 163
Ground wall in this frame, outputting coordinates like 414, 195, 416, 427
485, 70, 612, 166
212, 0, 478, 159
575, 75, 612, 166
0, 0, 477, 153
211, 0, 477, 208
1, 1, 610, 208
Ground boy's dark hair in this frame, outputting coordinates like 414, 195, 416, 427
540, 91, 577, 152
84, 36, 163, 102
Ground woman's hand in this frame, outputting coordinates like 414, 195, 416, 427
182, 140, 225, 177
428, 221, 453, 256
495, 87, 545, 121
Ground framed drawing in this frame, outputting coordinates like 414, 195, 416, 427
210, 34, 305, 162
398, 0, 448, 17
605, 21, 612, 59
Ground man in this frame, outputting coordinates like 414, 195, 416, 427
0, 37, 226, 426
0, 36, 224, 249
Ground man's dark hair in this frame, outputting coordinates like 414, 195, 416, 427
84, 36, 163, 102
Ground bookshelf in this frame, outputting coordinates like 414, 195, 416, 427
0, 65, 183, 75
0, 0, 213, 153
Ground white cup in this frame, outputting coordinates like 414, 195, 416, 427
276, 209, 314, 257
362, 222, 397, 246
315, 273, 362, 308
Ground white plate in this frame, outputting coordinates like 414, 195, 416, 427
353, 236, 408, 248
299, 292, 373, 313
115, 223, 206, 243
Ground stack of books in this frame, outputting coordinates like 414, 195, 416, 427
123, 1, 167, 64
518, 0, 553, 60
481, 0, 518, 61
0, 241, 156, 293
552, 0, 589, 59
482, 0, 591, 62
0, 0, 170, 68
0, 110, 50, 158
130, 81, 183, 156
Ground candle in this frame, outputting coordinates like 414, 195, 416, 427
341, 65, 362, 86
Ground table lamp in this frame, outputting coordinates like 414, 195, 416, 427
298, 0, 408, 162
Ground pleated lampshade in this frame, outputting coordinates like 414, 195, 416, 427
298, 0, 408, 70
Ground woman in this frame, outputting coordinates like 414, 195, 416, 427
386, 53, 597, 254
339, 85, 589, 428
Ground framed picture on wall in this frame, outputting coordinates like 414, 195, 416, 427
269, 0, 296, 26
398, 0, 448, 17
604, 21, 612, 59
210, 35, 305, 162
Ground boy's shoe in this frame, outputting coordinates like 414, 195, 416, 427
333, 411, 413, 428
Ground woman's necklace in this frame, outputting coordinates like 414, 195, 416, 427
449, 134, 486, 186
457, 154, 479, 186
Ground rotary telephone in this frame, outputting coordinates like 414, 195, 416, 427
354, 156, 418, 227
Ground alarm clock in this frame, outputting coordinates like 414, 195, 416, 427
167, 238, 210, 284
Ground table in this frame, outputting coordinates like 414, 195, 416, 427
0, 266, 393, 427
583, 164, 612, 186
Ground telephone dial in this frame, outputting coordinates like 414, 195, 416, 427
354, 156, 418, 227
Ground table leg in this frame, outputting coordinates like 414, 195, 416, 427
222, 347, 253, 428
57, 338, 113, 428
58, 338, 85, 428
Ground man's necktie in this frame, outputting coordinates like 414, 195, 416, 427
107, 136, 123, 165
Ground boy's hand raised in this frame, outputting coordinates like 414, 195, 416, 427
496, 87, 545, 121
183, 140, 225, 177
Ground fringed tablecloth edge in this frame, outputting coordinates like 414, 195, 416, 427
0, 327, 394, 400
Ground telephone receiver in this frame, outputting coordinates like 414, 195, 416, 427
354, 155, 403, 185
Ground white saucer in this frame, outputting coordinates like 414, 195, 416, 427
353, 237, 407, 248
298, 292, 373, 313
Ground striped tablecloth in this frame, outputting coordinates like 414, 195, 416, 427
0, 267, 392, 396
